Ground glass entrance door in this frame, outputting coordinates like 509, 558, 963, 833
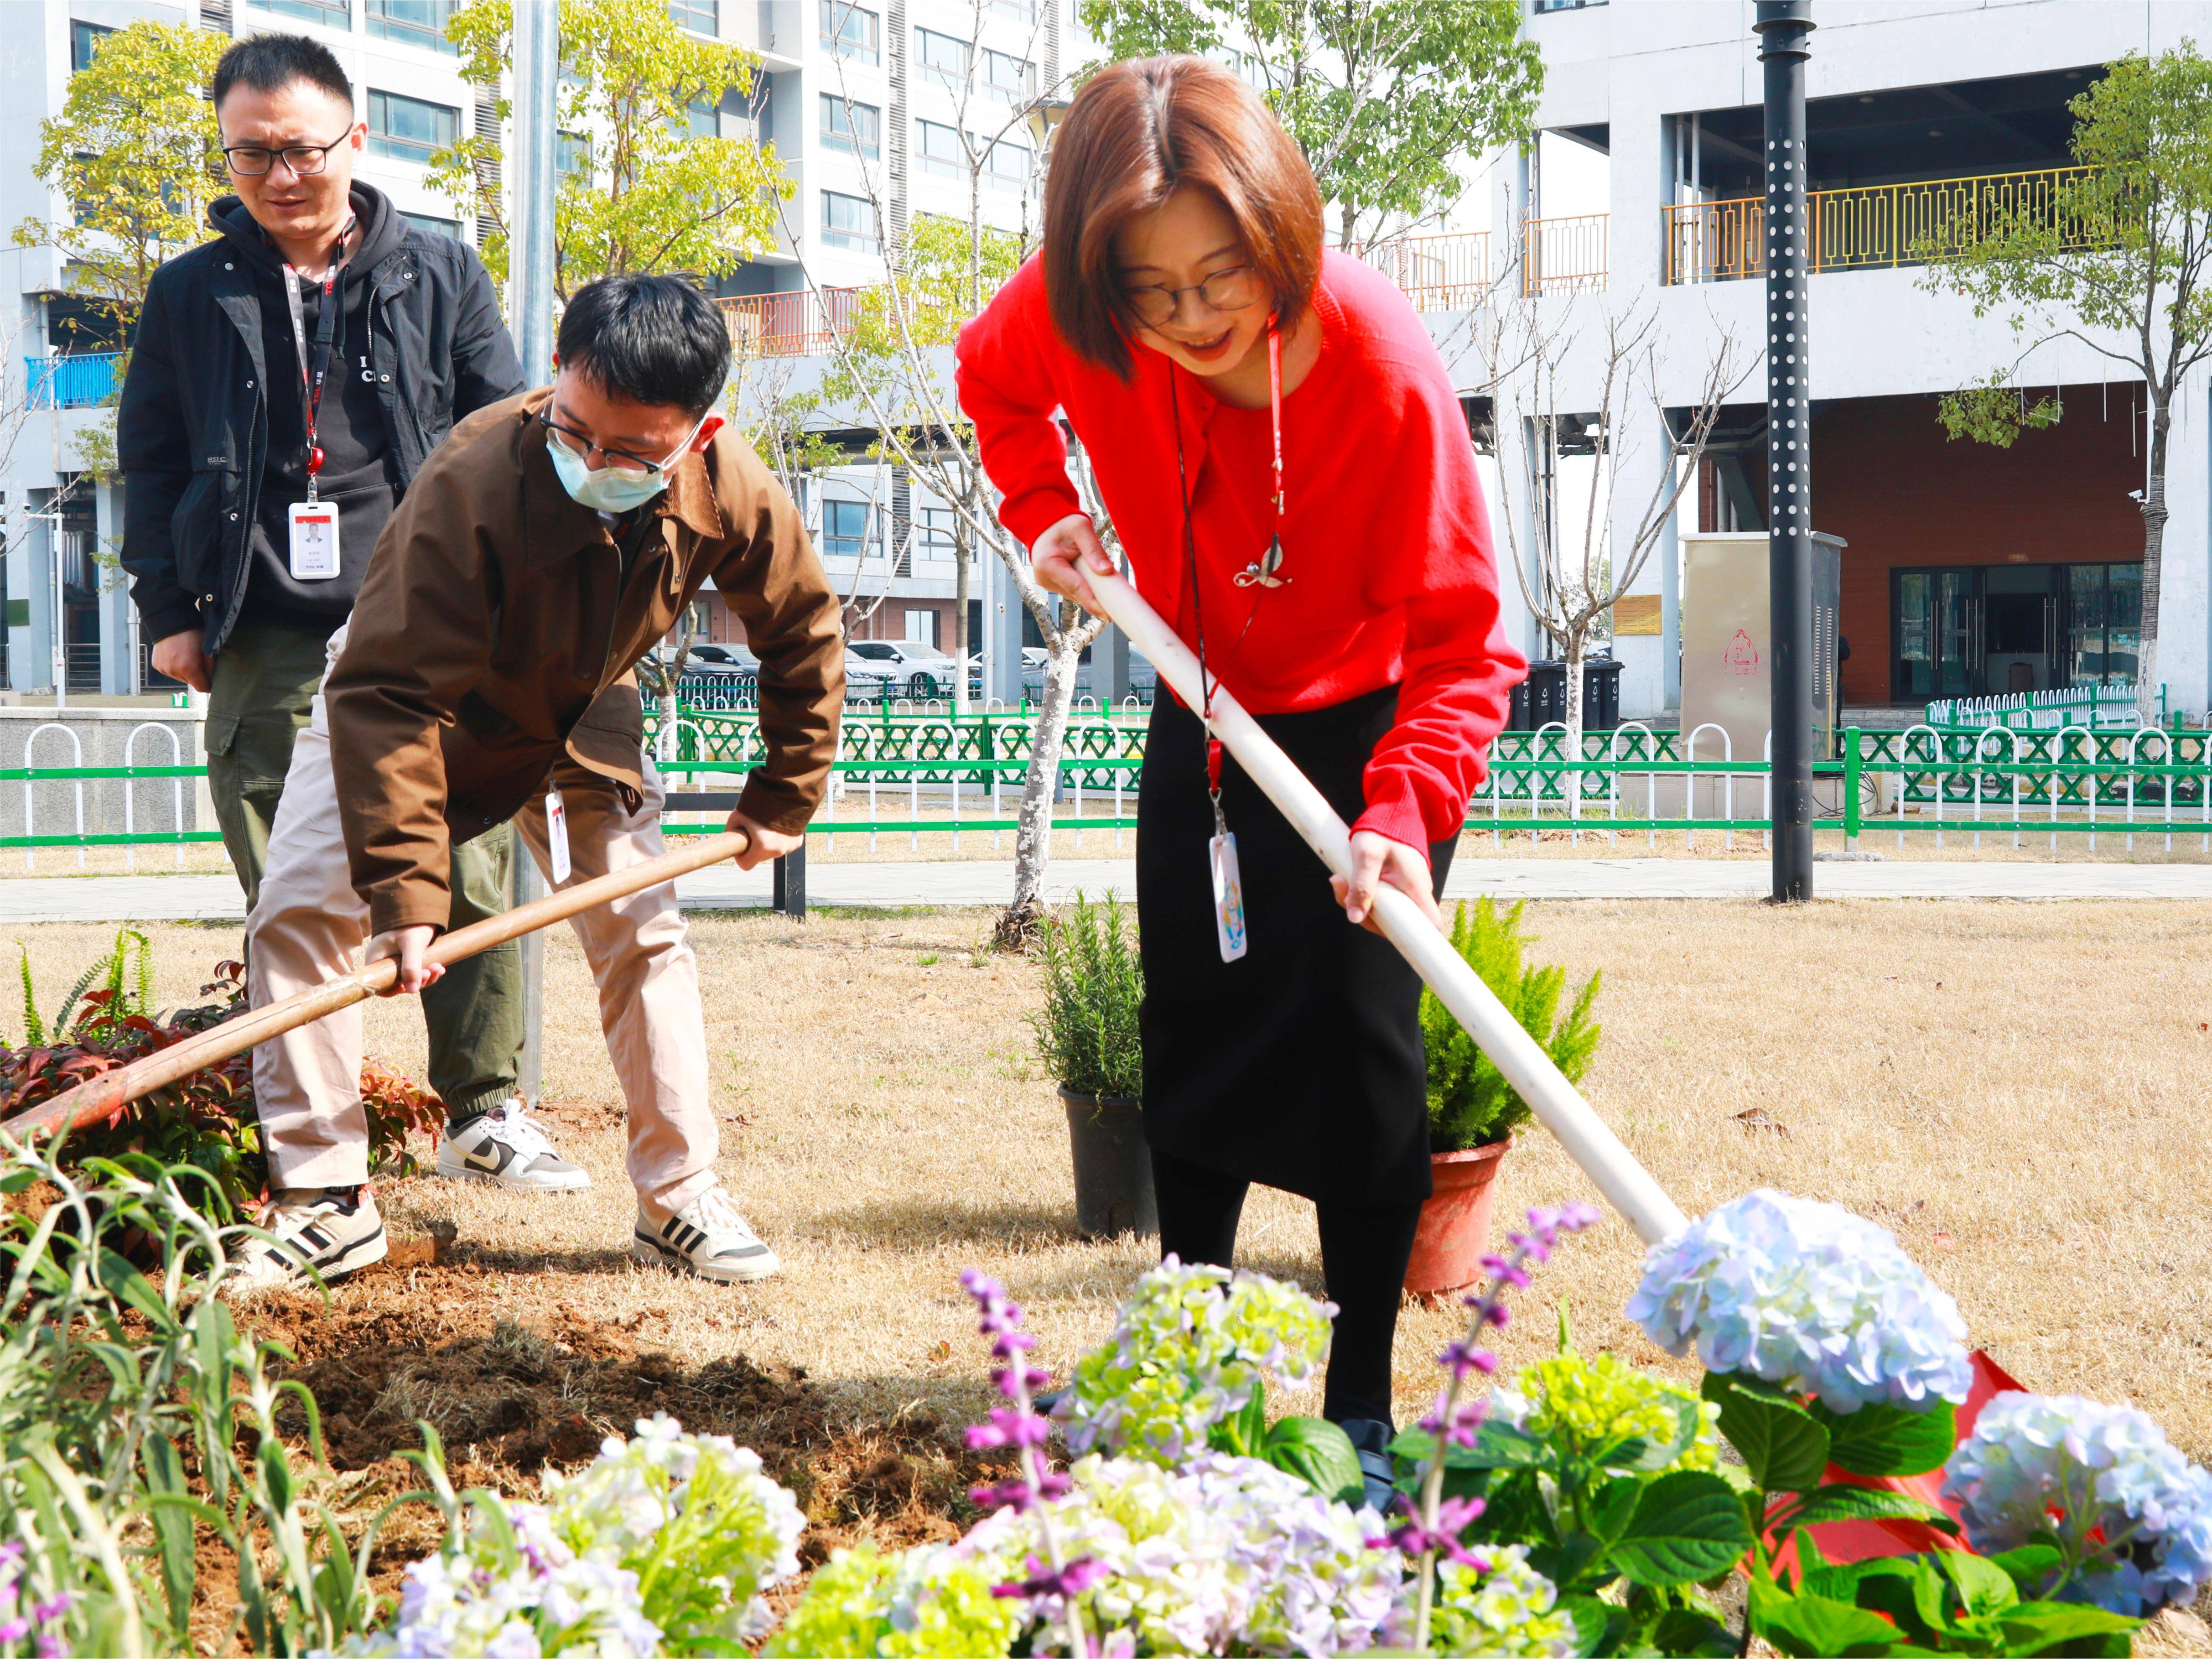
1892, 568, 1982, 699
1893, 562, 2144, 702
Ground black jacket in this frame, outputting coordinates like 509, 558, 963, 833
118, 184, 525, 649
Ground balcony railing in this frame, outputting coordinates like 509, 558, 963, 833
1663, 165, 2103, 285
1349, 231, 1495, 313
26, 352, 120, 409
1520, 213, 1610, 296
716, 288, 864, 358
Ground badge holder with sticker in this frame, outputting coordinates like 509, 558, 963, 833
280, 222, 354, 583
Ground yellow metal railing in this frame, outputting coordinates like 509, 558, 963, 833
715, 288, 865, 357
1663, 165, 2103, 285
1521, 213, 1609, 296
1349, 231, 1496, 312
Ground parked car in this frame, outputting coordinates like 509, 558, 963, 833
846, 638, 963, 699
841, 651, 902, 703
686, 643, 760, 677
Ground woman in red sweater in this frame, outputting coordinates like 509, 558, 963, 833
956, 57, 1524, 1502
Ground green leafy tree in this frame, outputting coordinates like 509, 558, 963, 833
1922, 44, 2212, 723
10, 20, 227, 336
432, 0, 791, 299
1079, 0, 1541, 245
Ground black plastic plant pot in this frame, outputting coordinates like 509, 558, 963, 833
1059, 1087, 1158, 1239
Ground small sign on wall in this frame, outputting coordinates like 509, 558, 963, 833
1613, 594, 1663, 636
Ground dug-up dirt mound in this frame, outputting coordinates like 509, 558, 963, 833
244, 1265, 1002, 1560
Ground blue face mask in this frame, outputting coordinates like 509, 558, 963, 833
545, 412, 708, 514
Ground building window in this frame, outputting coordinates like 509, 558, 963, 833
252, 0, 354, 28
904, 607, 940, 646
982, 136, 1030, 188
916, 119, 964, 179
823, 499, 871, 559
820, 0, 879, 64
368, 90, 460, 163
364, 0, 457, 52
821, 190, 878, 252
669, 0, 718, 32
986, 0, 1033, 16
916, 27, 970, 89
1532, 0, 1605, 9
557, 131, 592, 179
400, 211, 462, 239
70, 20, 114, 73
918, 506, 956, 557
821, 94, 881, 157
982, 48, 1034, 103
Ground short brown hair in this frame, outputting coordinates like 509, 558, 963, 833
1043, 57, 1323, 379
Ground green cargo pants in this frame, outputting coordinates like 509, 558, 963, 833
206, 620, 523, 1124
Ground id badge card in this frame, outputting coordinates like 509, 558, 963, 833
1209, 831, 1248, 962
287, 500, 341, 581
545, 790, 572, 885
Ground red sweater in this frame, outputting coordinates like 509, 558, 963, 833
955, 250, 1527, 851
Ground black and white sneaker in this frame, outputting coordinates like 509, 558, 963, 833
224, 1187, 387, 1294
632, 1185, 780, 1284
436, 1101, 590, 1192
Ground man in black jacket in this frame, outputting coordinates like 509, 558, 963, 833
119, 33, 577, 1191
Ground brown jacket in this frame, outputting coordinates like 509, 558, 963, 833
326, 389, 844, 936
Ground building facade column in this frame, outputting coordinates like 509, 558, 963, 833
97, 477, 133, 695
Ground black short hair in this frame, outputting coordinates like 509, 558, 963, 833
556, 276, 732, 418
213, 32, 354, 111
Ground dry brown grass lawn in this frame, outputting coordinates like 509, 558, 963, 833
9, 900, 2212, 1469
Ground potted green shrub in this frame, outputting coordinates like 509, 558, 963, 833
1407, 897, 1601, 1295
1031, 892, 1154, 1238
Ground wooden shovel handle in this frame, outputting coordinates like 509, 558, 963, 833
0, 829, 752, 1145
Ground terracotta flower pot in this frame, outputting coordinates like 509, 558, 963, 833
1403, 1136, 1515, 1297
1060, 1087, 1158, 1239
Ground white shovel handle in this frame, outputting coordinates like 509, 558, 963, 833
1090, 567, 1688, 1246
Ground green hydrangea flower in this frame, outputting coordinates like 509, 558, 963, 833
762, 1543, 1023, 1659
1511, 1350, 1719, 1472
1064, 1259, 1336, 1464
1427, 1545, 1579, 1658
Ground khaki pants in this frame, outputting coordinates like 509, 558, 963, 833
245, 679, 719, 1222
210, 620, 521, 1121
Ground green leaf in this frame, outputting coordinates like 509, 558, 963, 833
1261, 1416, 1365, 1508
1994, 1603, 2140, 1656
1587, 1473, 1641, 1546
1608, 1470, 1758, 1588
1620, 1393, 1704, 1473
142, 1433, 197, 1640
1751, 1579, 1921, 1658
1450, 1419, 1550, 1471
1556, 1592, 1612, 1657
1651, 1607, 1739, 1657
1775, 1483, 1959, 1536
1812, 1399, 1958, 1479
1987, 1544, 2064, 1597
1528, 1532, 1609, 1595
1934, 1549, 2021, 1617
1806, 1557, 1949, 1644
1703, 1372, 1832, 1494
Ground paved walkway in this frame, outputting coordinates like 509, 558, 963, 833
6, 855, 2212, 924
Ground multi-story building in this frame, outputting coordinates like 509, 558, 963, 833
1475, 0, 2212, 724
1, 0, 1060, 692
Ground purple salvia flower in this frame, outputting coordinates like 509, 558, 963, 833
993, 1554, 1109, 1602
0, 1619, 28, 1644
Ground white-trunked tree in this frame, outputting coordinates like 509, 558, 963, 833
1479, 298, 1753, 779
802, 2, 1105, 945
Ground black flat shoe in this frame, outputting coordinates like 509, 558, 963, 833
1337, 1416, 1399, 1514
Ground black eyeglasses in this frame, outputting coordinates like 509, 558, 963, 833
222, 131, 354, 177
1122, 265, 1262, 327
537, 409, 673, 477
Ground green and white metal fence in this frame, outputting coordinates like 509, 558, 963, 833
10, 711, 2212, 863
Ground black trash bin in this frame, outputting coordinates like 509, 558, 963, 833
1582, 655, 1623, 732
1519, 657, 1621, 732
1526, 660, 1567, 728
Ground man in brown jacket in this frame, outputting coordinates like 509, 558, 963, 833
231, 275, 843, 1290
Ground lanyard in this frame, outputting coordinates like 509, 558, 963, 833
1233, 323, 1289, 589
279, 216, 355, 503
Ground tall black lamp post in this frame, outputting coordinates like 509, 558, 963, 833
1756, 0, 1815, 901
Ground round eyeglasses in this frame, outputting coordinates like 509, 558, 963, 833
222, 132, 354, 177
1122, 265, 1262, 328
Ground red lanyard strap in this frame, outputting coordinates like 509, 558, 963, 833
280, 217, 355, 495
1267, 322, 1284, 520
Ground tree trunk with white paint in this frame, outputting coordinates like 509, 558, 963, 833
998, 630, 1086, 947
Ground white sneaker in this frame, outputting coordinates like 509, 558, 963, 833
437, 1101, 590, 1192
224, 1187, 387, 1294
631, 1185, 780, 1284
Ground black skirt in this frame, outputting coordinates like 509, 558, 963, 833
1136, 685, 1456, 1207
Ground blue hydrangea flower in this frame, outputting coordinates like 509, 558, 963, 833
1942, 1391, 2212, 1615
1624, 1189, 1972, 1413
